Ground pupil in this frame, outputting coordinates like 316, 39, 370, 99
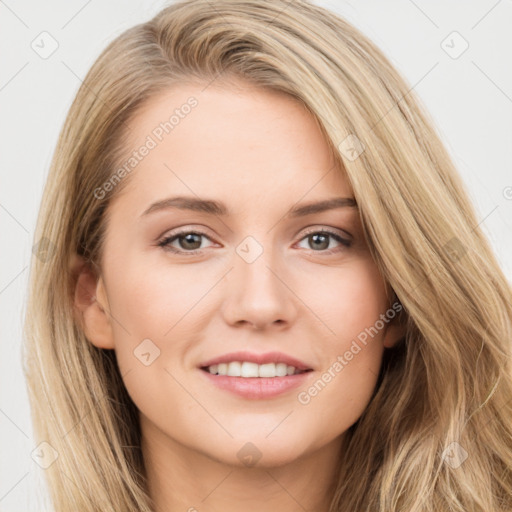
181, 233, 201, 250
311, 233, 328, 250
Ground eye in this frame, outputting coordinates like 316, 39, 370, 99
157, 227, 352, 256
296, 228, 352, 254
158, 230, 214, 254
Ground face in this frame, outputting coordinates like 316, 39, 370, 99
77, 80, 403, 468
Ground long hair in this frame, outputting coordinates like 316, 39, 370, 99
23, 1, 512, 510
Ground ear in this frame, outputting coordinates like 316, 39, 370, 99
72, 254, 115, 349
382, 297, 407, 349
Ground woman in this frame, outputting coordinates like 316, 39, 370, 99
23, 0, 512, 511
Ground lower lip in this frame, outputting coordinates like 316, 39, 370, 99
199, 369, 313, 399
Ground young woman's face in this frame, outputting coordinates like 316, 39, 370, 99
81, 81, 402, 468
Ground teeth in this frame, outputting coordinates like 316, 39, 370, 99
241, 362, 259, 377
206, 361, 305, 377
227, 361, 241, 376
259, 363, 277, 378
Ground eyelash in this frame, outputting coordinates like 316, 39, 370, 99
157, 227, 352, 256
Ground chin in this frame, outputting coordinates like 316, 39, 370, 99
218, 433, 312, 469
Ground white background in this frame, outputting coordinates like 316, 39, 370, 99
1, 1, 511, 510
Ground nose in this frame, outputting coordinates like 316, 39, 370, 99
220, 244, 298, 331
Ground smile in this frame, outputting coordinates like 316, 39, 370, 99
202, 361, 311, 378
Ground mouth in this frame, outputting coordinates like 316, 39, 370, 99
198, 350, 314, 377
200, 362, 313, 378
197, 351, 314, 399
198, 351, 314, 400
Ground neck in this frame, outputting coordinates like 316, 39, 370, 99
141, 416, 342, 512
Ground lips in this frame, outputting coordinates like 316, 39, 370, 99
199, 350, 313, 372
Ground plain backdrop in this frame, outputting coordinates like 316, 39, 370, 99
1, 1, 511, 510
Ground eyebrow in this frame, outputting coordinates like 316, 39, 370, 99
141, 195, 358, 218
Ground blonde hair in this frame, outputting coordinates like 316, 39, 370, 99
23, 1, 512, 510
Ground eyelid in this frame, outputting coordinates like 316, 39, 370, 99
297, 225, 352, 241
157, 224, 215, 244
158, 225, 352, 244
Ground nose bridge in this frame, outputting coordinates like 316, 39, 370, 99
222, 234, 296, 328
237, 237, 278, 289
235, 233, 284, 298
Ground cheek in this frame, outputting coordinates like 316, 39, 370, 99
106, 250, 214, 339
103, 255, 207, 426
103, 250, 226, 400
292, 258, 388, 427
301, 255, 389, 342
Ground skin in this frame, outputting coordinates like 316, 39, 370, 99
74, 79, 405, 512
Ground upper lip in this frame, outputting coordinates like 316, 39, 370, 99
199, 351, 313, 371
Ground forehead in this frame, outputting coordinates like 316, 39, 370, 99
114, 81, 353, 210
